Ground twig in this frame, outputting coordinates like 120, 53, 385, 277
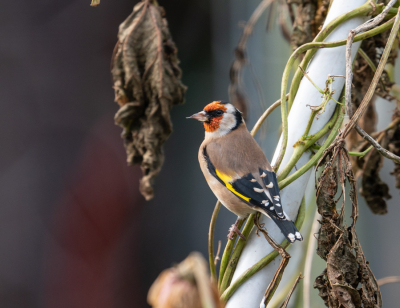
303, 210, 320, 308
254, 214, 291, 308
214, 240, 222, 266
355, 126, 400, 163
209, 201, 221, 282
377, 276, 400, 286
279, 273, 303, 308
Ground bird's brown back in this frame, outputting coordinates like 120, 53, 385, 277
202, 123, 272, 177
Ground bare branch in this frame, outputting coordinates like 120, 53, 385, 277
279, 273, 303, 308
253, 214, 291, 308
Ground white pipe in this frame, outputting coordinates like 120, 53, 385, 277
227, 1, 368, 307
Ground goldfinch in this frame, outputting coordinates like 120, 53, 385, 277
188, 101, 303, 243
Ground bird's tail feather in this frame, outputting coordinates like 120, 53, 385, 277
270, 216, 303, 243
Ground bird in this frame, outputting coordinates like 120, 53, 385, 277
187, 101, 303, 243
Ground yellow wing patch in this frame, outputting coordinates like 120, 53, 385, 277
215, 169, 251, 202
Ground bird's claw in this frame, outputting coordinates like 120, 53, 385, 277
227, 224, 246, 241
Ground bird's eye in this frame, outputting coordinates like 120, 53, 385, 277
216, 110, 224, 116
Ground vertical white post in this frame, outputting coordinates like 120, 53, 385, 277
227, 1, 368, 307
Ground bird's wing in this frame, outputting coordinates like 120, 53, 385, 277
203, 146, 280, 218
258, 168, 284, 219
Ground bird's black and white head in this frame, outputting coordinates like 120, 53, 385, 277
187, 101, 244, 138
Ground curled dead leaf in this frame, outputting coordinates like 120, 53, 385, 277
111, 0, 186, 200
148, 252, 224, 308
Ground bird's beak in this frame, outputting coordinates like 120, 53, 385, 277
187, 111, 209, 122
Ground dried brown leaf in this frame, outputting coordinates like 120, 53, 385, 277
111, 0, 186, 200
314, 138, 382, 308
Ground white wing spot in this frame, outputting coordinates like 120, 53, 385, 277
295, 232, 302, 239
275, 203, 281, 207
262, 200, 269, 205
270, 206, 275, 211
253, 187, 264, 193
260, 172, 266, 178
273, 196, 280, 201
266, 182, 274, 188
288, 233, 295, 242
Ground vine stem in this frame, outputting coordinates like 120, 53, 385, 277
209, 201, 221, 281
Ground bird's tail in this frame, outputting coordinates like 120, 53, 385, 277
270, 215, 303, 243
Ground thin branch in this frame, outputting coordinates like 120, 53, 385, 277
90, 0, 100, 6
209, 201, 221, 282
254, 214, 291, 308
377, 276, 400, 286
279, 273, 303, 308
355, 126, 400, 163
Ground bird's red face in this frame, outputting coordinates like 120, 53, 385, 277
187, 101, 243, 137
203, 101, 227, 132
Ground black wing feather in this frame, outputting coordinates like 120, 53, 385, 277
260, 169, 285, 219
203, 147, 302, 242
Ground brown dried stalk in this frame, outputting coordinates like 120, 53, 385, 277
253, 214, 291, 308
111, 0, 186, 200
279, 273, 303, 308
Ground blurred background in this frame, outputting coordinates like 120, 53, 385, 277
0, 0, 399, 307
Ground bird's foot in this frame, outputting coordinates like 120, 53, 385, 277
227, 224, 246, 241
